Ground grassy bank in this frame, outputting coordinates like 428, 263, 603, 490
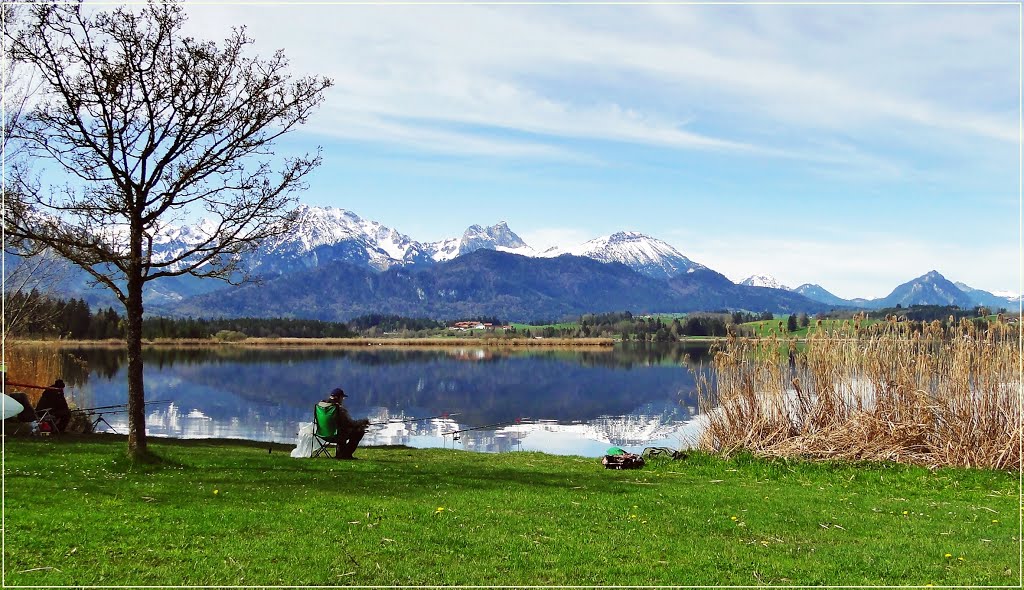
3, 436, 1018, 586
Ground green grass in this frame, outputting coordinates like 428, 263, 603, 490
3, 436, 1018, 586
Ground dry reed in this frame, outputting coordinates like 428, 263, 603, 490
696, 317, 1021, 470
3, 343, 65, 405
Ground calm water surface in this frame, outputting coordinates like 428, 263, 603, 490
55, 343, 712, 457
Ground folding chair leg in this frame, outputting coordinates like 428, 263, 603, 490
311, 436, 335, 458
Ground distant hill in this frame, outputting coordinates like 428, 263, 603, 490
876, 270, 975, 309
175, 249, 829, 322
791, 283, 850, 307
954, 282, 1018, 310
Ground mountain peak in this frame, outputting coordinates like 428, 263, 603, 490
740, 275, 790, 290
607, 231, 645, 242
880, 270, 973, 308
544, 231, 704, 280
421, 221, 535, 262
791, 283, 849, 306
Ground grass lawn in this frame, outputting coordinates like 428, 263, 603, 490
3, 435, 1018, 586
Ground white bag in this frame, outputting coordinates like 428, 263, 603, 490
290, 422, 314, 458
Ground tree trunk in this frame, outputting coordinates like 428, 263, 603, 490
125, 239, 148, 457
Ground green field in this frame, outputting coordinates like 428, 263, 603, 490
509, 321, 579, 331
3, 436, 1018, 586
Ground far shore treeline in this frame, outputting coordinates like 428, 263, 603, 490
6, 291, 1011, 343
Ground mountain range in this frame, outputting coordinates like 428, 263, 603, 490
25, 205, 1017, 321
746, 272, 1016, 311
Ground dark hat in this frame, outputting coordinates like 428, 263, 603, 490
329, 388, 347, 399
52, 379, 65, 389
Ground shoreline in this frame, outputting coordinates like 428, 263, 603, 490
9, 336, 616, 348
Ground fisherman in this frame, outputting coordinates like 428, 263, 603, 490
318, 388, 369, 460
35, 379, 71, 433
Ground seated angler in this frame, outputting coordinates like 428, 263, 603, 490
318, 388, 369, 460
35, 379, 71, 433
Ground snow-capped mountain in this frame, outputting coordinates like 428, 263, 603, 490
740, 275, 790, 290
143, 207, 705, 282
991, 290, 1021, 300
23, 201, 1018, 318
541, 231, 705, 280
954, 281, 1021, 308
148, 220, 222, 270
426, 222, 535, 262
250, 205, 431, 276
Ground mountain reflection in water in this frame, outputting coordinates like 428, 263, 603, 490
59, 343, 711, 457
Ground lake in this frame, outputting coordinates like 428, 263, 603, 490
50, 343, 713, 457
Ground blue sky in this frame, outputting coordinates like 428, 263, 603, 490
177, 1, 1019, 300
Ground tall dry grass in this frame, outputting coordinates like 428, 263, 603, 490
696, 317, 1021, 470
4, 344, 65, 405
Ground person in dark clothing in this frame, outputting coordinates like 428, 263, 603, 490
318, 388, 369, 459
35, 379, 70, 433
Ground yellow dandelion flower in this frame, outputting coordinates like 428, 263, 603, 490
731, 516, 738, 521
944, 553, 952, 558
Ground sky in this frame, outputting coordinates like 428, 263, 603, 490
165, 1, 1022, 299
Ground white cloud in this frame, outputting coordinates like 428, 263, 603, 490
169, 3, 1019, 298
181, 3, 1017, 168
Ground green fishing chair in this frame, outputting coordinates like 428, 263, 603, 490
312, 402, 340, 458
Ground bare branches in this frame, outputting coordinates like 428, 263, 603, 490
5, 1, 332, 286
2, 249, 71, 339
3, 1, 331, 455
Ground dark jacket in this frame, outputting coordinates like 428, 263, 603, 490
35, 387, 71, 432
35, 388, 70, 419
318, 399, 368, 433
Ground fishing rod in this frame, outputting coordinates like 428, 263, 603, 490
443, 418, 527, 441
367, 412, 460, 427
71, 400, 172, 413
5, 380, 61, 390
69, 400, 172, 434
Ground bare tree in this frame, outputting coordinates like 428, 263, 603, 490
2, 3, 61, 340
2, 251, 72, 339
5, 1, 332, 457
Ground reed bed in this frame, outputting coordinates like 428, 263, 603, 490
696, 317, 1021, 470
3, 343, 65, 405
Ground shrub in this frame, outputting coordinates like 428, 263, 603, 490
213, 330, 247, 342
